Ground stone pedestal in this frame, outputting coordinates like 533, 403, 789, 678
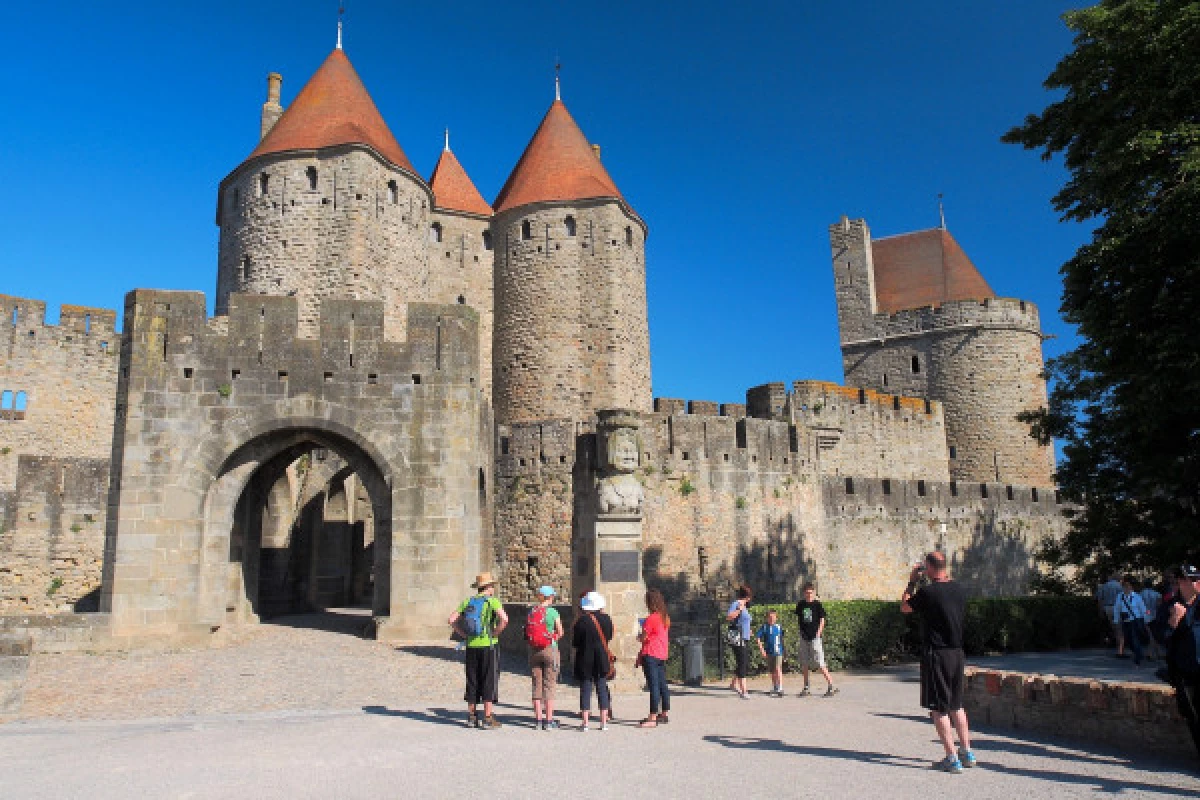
592, 515, 645, 692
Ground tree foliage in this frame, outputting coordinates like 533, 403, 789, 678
1003, 0, 1200, 586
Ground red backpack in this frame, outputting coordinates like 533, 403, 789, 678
525, 605, 553, 649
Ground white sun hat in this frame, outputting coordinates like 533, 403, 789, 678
580, 591, 607, 612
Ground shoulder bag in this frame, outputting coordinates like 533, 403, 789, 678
590, 613, 617, 681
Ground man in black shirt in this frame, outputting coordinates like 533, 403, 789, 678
902, 551, 974, 774
794, 583, 837, 697
1165, 565, 1200, 758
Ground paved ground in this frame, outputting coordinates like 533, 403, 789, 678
0, 611, 1195, 799
971, 648, 1169, 683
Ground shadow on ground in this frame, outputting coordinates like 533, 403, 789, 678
705, 734, 1200, 796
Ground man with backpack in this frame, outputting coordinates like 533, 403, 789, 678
1165, 565, 1200, 757
527, 585, 564, 730
448, 572, 509, 729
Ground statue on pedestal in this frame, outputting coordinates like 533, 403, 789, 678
595, 411, 644, 517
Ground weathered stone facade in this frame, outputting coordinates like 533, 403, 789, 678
831, 218, 1056, 487
428, 208, 494, 398
0, 297, 118, 612
491, 200, 651, 424
99, 290, 490, 643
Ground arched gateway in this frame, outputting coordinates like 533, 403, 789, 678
99, 290, 491, 645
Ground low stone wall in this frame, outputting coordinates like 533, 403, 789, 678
0, 612, 115, 653
964, 667, 1192, 762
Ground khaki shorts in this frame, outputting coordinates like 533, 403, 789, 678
798, 637, 825, 669
530, 646, 559, 700
766, 654, 783, 672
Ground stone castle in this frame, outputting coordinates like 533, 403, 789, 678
0, 40, 1065, 645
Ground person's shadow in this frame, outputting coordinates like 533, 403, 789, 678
704, 734, 1200, 796
362, 705, 540, 729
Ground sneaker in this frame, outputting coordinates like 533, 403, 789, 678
935, 755, 963, 774
466, 712, 478, 729
798, 687, 811, 697
600, 723, 610, 731
658, 714, 669, 725
739, 692, 750, 700
957, 748, 976, 768
823, 686, 840, 697
545, 720, 559, 731
580, 723, 589, 732
481, 715, 503, 730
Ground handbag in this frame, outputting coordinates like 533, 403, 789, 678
590, 613, 617, 681
726, 620, 744, 647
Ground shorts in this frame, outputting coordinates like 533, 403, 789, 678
464, 646, 499, 705
732, 643, 749, 678
920, 647, 965, 713
766, 654, 783, 672
798, 637, 825, 669
530, 646, 559, 700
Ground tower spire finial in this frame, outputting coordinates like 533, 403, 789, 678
937, 193, 946, 229
555, 57, 561, 101
336, 2, 344, 50
444, 127, 450, 152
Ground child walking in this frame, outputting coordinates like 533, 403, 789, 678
756, 609, 786, 696
795, 583, 838, 697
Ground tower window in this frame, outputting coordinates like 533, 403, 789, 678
387, 180, 398, 204
845, 477, 855, 495
430, 222, 443, 243
259, 172, 269, 197
911, 355, 921, 374
457, 295, 466, 305
14, 391, 27, 412
949, 446, 957, 460
0, 391, 11, 409
306, 167, 318, 191
482, 230, 493, 251
882, 373, 888, 387
241, 256, 251, 281
625, 226, 633, 246
564, 216, 576, 236
521, 220, 532, 240
231, 188, 240, 210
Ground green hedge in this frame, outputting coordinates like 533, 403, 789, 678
723, 595, 1107, 674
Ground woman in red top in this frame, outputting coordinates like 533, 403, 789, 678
637, 589, 671, 727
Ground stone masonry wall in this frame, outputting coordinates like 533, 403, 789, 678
491, 400, 1067, 621
0, 296, 119, 492
100, 289, 490, 643
0, 456, 109, 612
491, 200, 651, 424
429, 208, 494, 398
964, 668, 1193, 762
216, 147, 434, 341
842, 298, 1055, 486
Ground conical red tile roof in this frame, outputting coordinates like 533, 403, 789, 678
430, 146, 492, 216
870, 228, 994, 314
247, 49, 414, 172
494, 100, 628, 214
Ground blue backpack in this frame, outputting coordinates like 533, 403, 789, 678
462, 596, 489, 639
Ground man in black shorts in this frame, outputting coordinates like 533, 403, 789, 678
902, 551, 975, 774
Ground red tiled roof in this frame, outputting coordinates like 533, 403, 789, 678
493, 100, 628, 214
429, 147, 492, 216
870, 228, 994, 314
247, 49, 414, 173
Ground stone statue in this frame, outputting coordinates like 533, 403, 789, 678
595, 411, 644, 517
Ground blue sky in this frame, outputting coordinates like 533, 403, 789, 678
1, 1, 1088, 405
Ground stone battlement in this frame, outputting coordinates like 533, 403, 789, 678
653, 398, 747, 418
860, 296, 1042, 343
2, 295, 118, 345
122, 289, 481, 390
790, 380, 939, 415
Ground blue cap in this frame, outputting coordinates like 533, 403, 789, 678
537, 585, 557, 598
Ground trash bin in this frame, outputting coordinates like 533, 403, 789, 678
680, 636, 706, 686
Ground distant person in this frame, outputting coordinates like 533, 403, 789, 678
1151, 569, 1178, 651
637, 588, 671, 727
794, 583, 838, 698
573, 591, 614, 731
527, 585, 564, 730
1117, 576, 1149, 666
1097, 572, 1125, 657
755, 608, 786, 697
1165, 565, 1200, 757
726, 586, 753, 699
1140, 579, 1162, 661
448, 572, 509, 729
902, 552, 976, 774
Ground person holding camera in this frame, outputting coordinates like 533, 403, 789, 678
901, 552, 976, 774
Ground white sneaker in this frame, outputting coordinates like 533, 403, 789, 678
600, 723, 609, 731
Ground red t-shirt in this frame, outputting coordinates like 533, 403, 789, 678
639, 613, 670, 660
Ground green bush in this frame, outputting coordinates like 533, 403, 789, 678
721, 595, 1106, 674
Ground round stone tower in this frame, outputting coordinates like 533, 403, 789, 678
214, 46, 433, 339
832, 220, 1055, 487
491, 94, 651, 424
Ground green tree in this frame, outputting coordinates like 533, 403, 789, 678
1003, 0, 1200, 586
